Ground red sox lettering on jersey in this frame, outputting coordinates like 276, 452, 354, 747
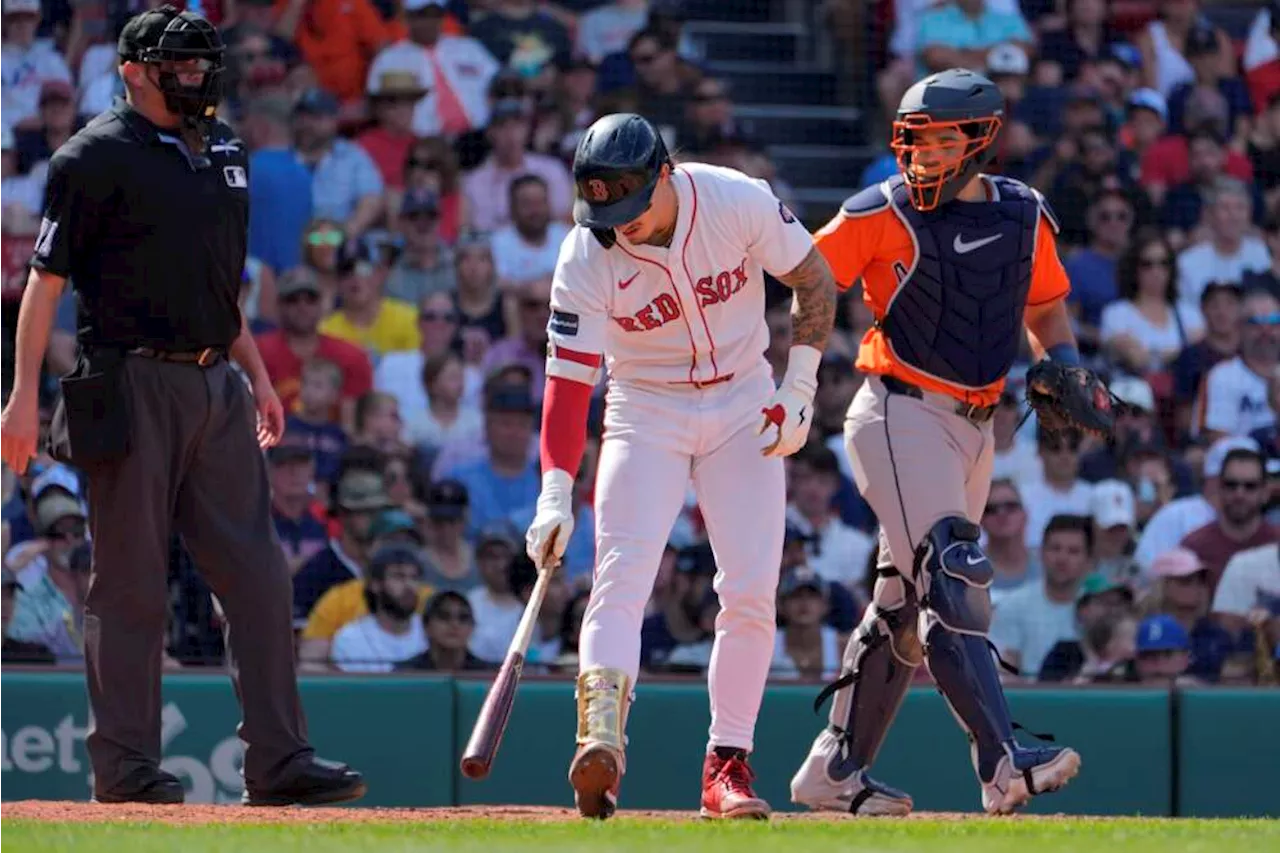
545, 164, 814, 388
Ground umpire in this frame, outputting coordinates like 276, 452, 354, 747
0, 6, 365, 806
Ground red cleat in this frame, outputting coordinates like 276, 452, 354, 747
700, 750, 771, 820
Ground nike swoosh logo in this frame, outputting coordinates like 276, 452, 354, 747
618, 272, 640, 290
966, 553, 986, 566
953, 233, 1003, 254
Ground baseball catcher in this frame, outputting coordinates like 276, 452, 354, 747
788, 68, 1089, 816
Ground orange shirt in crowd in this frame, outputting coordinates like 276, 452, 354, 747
813, 184, 1070, 408
276, 0, 404, 102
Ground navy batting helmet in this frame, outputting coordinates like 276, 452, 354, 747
892, 68, 1004, 211
572, 113, 670, 234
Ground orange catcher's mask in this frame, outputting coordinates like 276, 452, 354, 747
891, 69, 1005, 211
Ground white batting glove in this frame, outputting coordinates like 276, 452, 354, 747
526, 468, 574, 570
759, 345, 822, 458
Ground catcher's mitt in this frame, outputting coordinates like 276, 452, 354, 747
1025, 360, 1116, 438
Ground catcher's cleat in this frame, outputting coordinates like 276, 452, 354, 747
569, 667, 630, 820
980, 745, 1082, 816
700, 749, 771, 820
790, 730, 914, 816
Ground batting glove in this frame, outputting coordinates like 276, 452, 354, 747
759, 345, 821, 458
526, 468, 574, 570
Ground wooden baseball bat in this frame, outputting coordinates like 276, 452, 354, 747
460, 562, 555, 780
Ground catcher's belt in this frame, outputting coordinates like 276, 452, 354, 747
881, 376, 998, 424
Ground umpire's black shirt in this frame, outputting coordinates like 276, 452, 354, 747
30, 99, 248, 351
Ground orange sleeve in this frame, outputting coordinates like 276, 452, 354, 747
353, 0, 392, 51
1027, 216, 1071, 307
812, 209, 886, 292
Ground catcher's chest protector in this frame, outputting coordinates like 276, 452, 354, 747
883, 175, 1038, 390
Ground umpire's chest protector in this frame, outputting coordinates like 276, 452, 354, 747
880, 174, 1046, 390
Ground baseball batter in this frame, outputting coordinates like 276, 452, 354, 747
524, 113, 837, 820
788, 69, 1094, 816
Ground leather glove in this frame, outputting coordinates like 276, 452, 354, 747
526, 468, 574, 570
759, 344, 822, 458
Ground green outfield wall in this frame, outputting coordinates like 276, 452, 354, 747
2, 672, 1276, 817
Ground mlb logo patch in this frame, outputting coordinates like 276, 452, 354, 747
223, 166, 248, 189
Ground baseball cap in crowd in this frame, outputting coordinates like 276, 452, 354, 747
402, 0, 446, 12
477, 520, 521, 553
1184, 25, 1218, 58
276, 267, 321, 299
1136, 615, 1191, 654
35, 489, 87, 536
369, 507, 423, 543
455, 229, 491, 251
39, 79, 74, 105
779, 566, 825, 598
3, 0, 41, 14
3, 565, 24, 592
1201, 280, 1243, 305
1149, 547, 1206, 579
335, 470, 393, 513
336, 239, 377, 275
368, 542, 427, 579
1203, 436, 1262, 479
401, 187, 440, 218
427, 479, 469, 521
986, 43, 1029, 78
1076, 572, 1134, 606
486, 385, 536, 415
1109, 376, 1154, 413
676, 542, 716, 576
1128, 88, 1168, 123
489, 98, 528, 125
1091, 480, 1136, 529
31, 463, 81, 500
267, 443, 313, 465
295, 87, 339, 116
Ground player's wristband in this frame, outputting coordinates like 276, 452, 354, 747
1046, 344, 1081, 366
782, 345, 823, 395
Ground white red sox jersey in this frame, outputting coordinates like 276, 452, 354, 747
545, 163, 815, 388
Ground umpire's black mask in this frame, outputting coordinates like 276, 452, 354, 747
119, 4, 225, 128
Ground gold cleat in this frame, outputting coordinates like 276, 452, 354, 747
568, 667, 631, 820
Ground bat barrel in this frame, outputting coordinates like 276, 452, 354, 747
459, 651, 525, 780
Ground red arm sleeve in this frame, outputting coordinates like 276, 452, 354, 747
539, 375, 594, 476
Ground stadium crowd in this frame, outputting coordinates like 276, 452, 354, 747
1, 0, 1278, 686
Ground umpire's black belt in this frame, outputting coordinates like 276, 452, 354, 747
128, 346, 224, 367
880, 375, 998, 424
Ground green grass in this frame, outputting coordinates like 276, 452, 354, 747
5, 818, 1280, 853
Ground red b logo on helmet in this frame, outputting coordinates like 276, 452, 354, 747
587, 179, 608, 202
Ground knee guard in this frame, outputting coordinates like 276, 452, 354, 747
915, 517, 994, 637
815, 572, 922, 776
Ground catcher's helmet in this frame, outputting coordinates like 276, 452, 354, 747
119, 5, 225, 127
892, 68, 1004, 211
572, 113, 670, 231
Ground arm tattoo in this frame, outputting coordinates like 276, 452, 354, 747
776, 246, 838, 351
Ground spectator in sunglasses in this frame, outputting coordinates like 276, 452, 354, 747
1198, 288, 1280, 440
397, 590, 490, 671
384, 188, 457, 305
981, 479, 1043, 608
481, 275, 551, 401
1065, 189, 1135, 352
300, 218, 348, 308
1021, 426, 1097, 548
1102, 229, 1203, 377
1176, 177, 1271, 310
1181, 448, 1278, 591
254, 267, 374, 431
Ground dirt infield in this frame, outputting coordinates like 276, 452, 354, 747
2, 801, 992, 825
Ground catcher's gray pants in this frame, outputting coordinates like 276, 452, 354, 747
845, 376, 995, 579
83, 355, 312, 795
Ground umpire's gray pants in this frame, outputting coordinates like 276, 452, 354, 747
83, 355, 311, 794
846, 376, 995, 580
